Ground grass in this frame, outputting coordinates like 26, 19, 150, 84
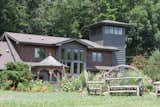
0, 91, 160, 107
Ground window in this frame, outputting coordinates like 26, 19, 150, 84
61, 48, 65, 60
114, 27, 119, 35
34, 48, 46, 59
118, 27, 123, 35
80, 50, 84, 61
97, 53, 102, 62
66, 49, 72, 60
74, 49, 79, 60
80, 63, 84, 73
92, 52, 97, 62
73, 63, 78, 73
109, 27, 114, 34
104, 26, 123, 35
92, 52, 102, 62
66, 62, 71, 73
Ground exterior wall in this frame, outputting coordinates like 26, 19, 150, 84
14, 43, 57, 62
86, 49, 112, 68
89, 25, 126, 65
102, 26, 126, 65
89, 27, 103, 45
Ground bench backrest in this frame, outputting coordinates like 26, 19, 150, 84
103, 65, 142, 85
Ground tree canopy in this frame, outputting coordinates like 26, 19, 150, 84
0, 0, 160, 58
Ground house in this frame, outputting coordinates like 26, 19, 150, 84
0, 20, 128, 81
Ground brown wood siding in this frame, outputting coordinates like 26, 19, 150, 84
87, 49, 112, 67
14, 43, 57, 62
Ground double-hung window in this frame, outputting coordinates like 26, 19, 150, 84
92, 52, 102, 62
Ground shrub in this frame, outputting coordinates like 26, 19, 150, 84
61, 77, 74, 92
31, 80, 55, 92
79, 72, 86, 88
0, 62, 32, 90
0, 70, 32, 90
5, 62, 29, 71
143, 50, 160, 81
17, 83, 25, 91
31, 80, 43, 92
131, 55, 148, 70
61, 76, 82, 92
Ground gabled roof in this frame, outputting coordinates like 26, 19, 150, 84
4, 32, 69, 45
0, 42, 14, 70
3, 32, 118, 51
83, 20, 128, 29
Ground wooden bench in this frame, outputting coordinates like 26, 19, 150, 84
103, 65, 143, 96
106, 77, 142, 96
84, 70, 104, 95
86, 81, 104, 95
154, 81, 160, 96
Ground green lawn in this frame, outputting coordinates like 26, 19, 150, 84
0, 91, 160, 107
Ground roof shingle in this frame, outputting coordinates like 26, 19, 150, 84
4, 32, 118, 51
0, 42, 14, 70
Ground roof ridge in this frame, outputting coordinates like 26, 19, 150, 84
5, 32, 71, 39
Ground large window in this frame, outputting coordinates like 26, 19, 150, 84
34, 48, 46, 59
92, 52, 102, 62
61, 48, 85, 74
104, 26, 123, 35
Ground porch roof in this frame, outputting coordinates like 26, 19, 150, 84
31, 56, 65, 67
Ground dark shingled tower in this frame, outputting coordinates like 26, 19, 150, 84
84, 20, 128, 65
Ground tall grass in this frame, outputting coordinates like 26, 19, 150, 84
0, 91, 160, 107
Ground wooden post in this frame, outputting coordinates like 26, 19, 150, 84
156, 85, 158, 97
137, 78, 142, 96
100, 84, 103, 96
37, 71, 40, 80
62, 66, 65, 77
49, 69, 53, 82
107, 80, 110, 96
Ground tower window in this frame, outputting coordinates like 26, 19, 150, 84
104, 26, 123, 35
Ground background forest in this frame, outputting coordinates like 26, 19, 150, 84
1, 0, 160, 60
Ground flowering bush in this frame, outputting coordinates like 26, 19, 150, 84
61, 76, 82, 92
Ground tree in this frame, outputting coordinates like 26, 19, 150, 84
0, 0, 30, 34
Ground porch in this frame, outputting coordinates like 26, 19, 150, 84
29, 55, 66, 83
